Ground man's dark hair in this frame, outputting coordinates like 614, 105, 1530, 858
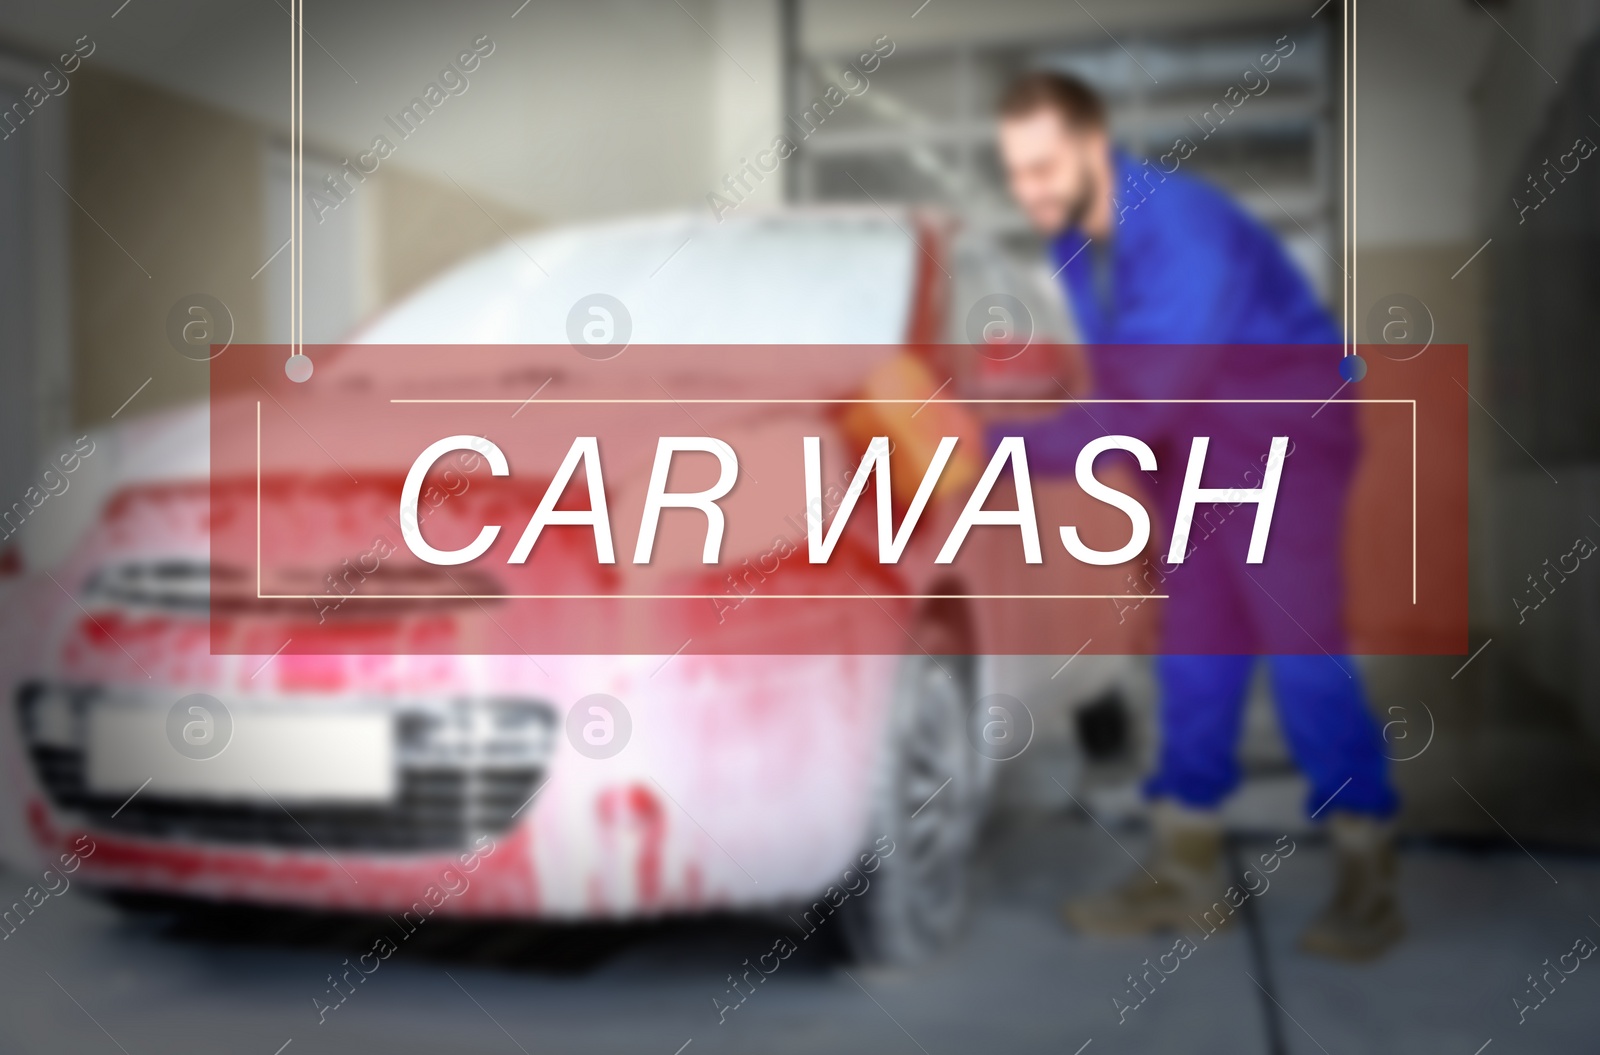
997, 70, 1106, 131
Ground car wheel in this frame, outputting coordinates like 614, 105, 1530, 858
841, 643, 979, 966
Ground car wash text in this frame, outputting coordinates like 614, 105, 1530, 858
398, 433, 1290, 569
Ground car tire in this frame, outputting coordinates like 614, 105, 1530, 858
840, 640, 980, 966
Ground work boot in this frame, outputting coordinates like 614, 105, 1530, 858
1298, 813, 1404, 962
1062, 800, 1230, 936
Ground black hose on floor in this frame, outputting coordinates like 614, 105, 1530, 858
1228, 836, 1290, 1055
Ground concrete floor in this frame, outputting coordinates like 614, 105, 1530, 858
0, 813, 1596, 1055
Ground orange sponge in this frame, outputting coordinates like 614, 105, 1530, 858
841, 355, 984, 506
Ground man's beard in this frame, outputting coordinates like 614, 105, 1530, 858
1060, 159, 1098, 233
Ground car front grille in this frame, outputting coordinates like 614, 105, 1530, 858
83, 558, 505, 618
17, 684, 553, 853
83, 558, 210, 614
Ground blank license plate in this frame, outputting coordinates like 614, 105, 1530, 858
87, 699, 396, 803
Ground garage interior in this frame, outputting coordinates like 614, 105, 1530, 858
1, 1, 1599, 1053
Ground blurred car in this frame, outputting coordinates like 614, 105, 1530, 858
0, 208, 1133, 964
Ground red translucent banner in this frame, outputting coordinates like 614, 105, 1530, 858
208, 344, 1466, 655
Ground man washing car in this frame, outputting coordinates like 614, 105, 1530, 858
989, 71, 1402, 961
